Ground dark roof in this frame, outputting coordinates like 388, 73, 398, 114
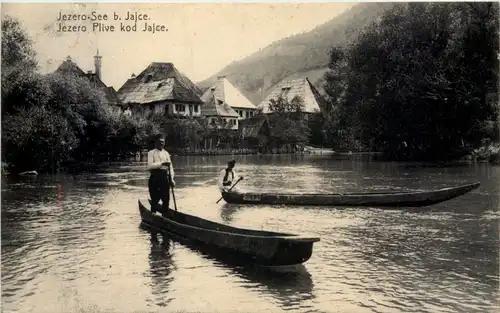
55, 58, 121, 105
162, 117, 203, 129
103, 86, 121, 105
240, 115, 269, 138
200, 94, 239, 118
117, 62, 203, 105
56, 58, 87, 77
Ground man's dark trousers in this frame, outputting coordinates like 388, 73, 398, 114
148, 169, 171, 214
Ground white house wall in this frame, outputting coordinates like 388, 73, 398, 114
172, 103, 202, 117
233, 108, 257, 120
128, 102, 202, 118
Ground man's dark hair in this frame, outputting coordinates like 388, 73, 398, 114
155, 133, 164, 141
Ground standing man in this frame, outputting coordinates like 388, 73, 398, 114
218, 160, 243, 193
148, 134, 175, 214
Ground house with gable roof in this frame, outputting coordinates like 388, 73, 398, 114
237, 77, 327, 153
200, 91, 240, 130
257, 77, 325, 114
117, 62, 204, 119
54, 51, 122, 111
201, 76, 258, 120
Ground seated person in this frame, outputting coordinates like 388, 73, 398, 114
218, 159, 243, 193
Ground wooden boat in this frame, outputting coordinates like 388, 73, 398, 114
138, 200, 320, 266
220, 182, 481, 207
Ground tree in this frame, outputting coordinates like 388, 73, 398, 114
322, 2, 499, 160
1, 15, 44, 116
2, 106, 78, 172
1, 15, 161, 172
266, 95, 310, 146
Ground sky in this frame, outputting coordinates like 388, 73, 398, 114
2, 2, 356, 90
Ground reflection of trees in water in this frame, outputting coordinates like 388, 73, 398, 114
148, 232, 175, 308
142, 225, 315, 311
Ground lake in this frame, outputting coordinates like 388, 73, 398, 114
2, 155, 499, 313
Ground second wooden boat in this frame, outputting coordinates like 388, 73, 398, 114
220, 182, 480, 207
138, 200, 320, 266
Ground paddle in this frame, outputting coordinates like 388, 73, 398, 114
165, 163, 177, 211
216, 177, 243, 204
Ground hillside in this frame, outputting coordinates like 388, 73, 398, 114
197, 3, 395, 105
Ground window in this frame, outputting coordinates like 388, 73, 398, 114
175, 104, 185, 112
144, 74, 153, 83
238, 110, 243, 117
281, 87, 291, 98
194, 105, 199, 113
218, 100, 224, 105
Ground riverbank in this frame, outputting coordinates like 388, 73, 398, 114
472, 142, 500, 164
3, 143, 498, 177
169, 148, 258, 156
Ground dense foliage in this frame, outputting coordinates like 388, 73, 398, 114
164, 117, 239, 151
323, 2, 499, 160
1, 16, 159, 173
266, 95, 311, 145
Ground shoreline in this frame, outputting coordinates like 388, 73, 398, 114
3, 146, 498, 176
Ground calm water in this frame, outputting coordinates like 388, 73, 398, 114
2, 155, 499, 313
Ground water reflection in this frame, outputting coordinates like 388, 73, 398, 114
147, 231, 175, 307
2, 156, 498, 313
220, 203, 244, 223
236, 265, 315, 310
1, 177, 110, 306
140, 224, 315, 310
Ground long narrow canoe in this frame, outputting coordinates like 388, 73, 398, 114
138, 200, 320, 266
220, 182, 480, 207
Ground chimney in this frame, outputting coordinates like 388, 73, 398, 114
94, 49, 102, 80
131, 73, 136, 78
217, 75, 226, 80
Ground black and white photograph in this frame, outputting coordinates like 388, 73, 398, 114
1, 2, 499, 313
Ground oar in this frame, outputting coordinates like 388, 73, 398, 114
171, 184, 178, 211
216, 177, 243, 204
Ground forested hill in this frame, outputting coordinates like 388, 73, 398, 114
197, 2, 395, 105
